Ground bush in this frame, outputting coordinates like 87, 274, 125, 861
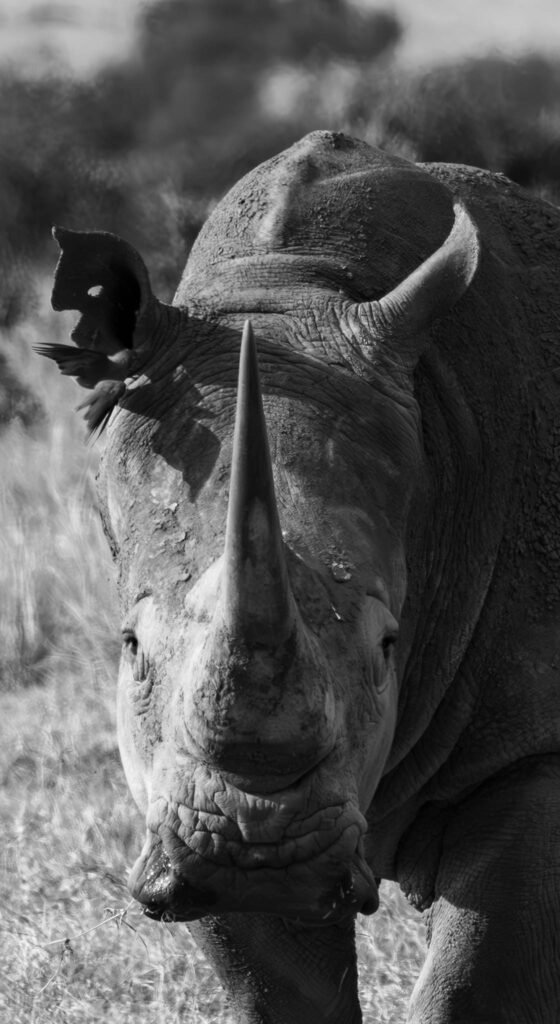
360, 54, 560, 201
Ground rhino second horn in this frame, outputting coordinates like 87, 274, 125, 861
377, 200, 479, 331
351, 200, 480, 370
222, 320, 294, 646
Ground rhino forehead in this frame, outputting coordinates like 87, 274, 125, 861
100, 387, 411, 610
177, 130, 455, 307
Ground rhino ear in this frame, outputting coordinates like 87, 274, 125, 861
350, 201, 480, 371
51, 227, 156, 354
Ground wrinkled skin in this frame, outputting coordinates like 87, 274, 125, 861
47, 133, 560, 1022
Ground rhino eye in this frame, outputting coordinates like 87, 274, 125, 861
381, 632, 397, 661
122, 630, 138, 658
122, 631, 152, 710
122, 630, 149, 681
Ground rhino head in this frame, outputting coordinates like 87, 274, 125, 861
42, 132, 479, 1013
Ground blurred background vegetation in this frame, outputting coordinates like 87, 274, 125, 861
1, 3, 560, 1020
2, 0, 560, 315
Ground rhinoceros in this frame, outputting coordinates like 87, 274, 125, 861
39, 130, 560, 1022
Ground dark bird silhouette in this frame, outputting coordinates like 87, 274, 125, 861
33, 343, 136, 389
34, 343, 136, 436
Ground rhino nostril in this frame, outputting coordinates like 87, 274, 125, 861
360, 894, 379, 916
143, 904, 177, 923
128, 833, 174, 905
349, 852, 379, 916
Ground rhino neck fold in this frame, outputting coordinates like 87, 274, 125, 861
222, 320, 294, 647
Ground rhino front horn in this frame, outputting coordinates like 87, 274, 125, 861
222, 321, 294, 646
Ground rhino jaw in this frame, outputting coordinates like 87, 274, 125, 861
126, 766, 379, 924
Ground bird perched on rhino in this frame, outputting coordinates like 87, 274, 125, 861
35, 224, 153, 435
33, 343, 132, 434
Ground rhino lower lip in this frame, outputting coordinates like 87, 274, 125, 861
128, 824, 379, 923
136, 860, 378, 925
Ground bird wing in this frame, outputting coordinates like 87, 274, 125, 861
33, 343, 111, 388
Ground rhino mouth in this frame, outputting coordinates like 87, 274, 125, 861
128, 765, 378, 923
129, 833, 378, 924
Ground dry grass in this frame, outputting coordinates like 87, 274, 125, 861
0, 292, 427, 1023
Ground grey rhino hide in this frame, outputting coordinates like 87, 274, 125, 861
44, 132, 560, 1023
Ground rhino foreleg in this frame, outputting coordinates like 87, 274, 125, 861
408, 756, 560, 1022
188, 913, 361, 1024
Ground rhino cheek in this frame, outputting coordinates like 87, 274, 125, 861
103, 466, 128, 553
357, 676, 398, 811
116, 667, 151, 813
